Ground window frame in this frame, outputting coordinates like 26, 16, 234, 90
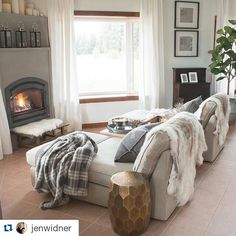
74, 11, 140, 98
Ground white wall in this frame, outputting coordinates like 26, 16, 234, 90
81, 101, 139, 123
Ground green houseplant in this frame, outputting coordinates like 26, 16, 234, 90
208, 20, 236, 95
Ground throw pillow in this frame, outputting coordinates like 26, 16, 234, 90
114, 123, 159, 163
183, 96, 203, 113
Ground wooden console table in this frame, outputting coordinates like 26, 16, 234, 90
173, 67, 211, 105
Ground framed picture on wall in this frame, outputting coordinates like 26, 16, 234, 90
188, 72, 198, 83
174, 30, 199, 57
175, 1, 200, 29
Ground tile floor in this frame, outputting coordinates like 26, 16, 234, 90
0, 125, 236, 235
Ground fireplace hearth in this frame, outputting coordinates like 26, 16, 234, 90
5, 77, 50, 128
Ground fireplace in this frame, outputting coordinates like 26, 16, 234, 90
5, 77, 50, 128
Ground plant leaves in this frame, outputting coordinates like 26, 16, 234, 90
211, 67, 222, 74
229, 20, 236, 25
216, 76, 226, 81
224, 26, 233, 34
217, 29, 224, 34
228, 35, 236, 43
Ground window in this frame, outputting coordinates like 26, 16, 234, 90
74, 16, 140, 96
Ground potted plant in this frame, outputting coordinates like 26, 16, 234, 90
208, 20, 236, 95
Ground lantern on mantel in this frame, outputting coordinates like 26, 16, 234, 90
30, 23, 41, 47
16, 22, 27, 48
0, 23, 12, 48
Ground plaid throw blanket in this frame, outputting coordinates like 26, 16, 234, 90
34, 131, 98, 209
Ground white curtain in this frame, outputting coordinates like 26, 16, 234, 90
215, 0, 236, 95
139, 0, 165, 110
0, 89, 12, 160
47, 0, 82, 131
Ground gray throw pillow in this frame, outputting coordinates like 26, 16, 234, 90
183, 96, 203, 113
114, 123, 159, 163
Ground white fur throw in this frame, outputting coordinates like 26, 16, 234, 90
195, 93, 230, 146
147, 112, 207, 206
12, 119, 63, 136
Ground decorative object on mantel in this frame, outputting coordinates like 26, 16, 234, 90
30, 23, 41, 47
19, 0, 24, 15
2, 2, 11, 13
12, 0, 19, 14
15, 21, 27, 47
0, 23, 12, 48
180, 73, 188, 83
0, 0, 41, 16
188, 72, 198, 83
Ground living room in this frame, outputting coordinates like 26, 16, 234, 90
0, 0, 236, 235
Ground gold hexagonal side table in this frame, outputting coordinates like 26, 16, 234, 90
108, 171, 151, 236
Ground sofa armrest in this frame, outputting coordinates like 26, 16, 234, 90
204, 115, 217, 133
150, 150, 177, 220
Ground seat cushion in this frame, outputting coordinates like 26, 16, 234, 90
26, 132, 133, 188
26, 131, 110, 167
89, 138, 133, 187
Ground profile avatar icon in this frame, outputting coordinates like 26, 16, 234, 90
16, 222, 27, 234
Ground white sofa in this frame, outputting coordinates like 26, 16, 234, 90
26, 131, 177, 221
26, 95, 228, 220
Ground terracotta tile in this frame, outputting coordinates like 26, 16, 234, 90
206, 203, 236, 236
66, 200, 107, 223
163, 222, 205, 236
80, 223, 117, 236
141, 219, 170, 236
215, 146, 236, 162
198, 166, 232, 195
195, 163, 211, 187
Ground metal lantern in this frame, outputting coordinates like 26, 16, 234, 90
0, 25, 12, 48
16, 22, 27, 48
30, 23, 41, 47
30, 31, 41, 47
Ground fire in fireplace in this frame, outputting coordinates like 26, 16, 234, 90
11, 89, 43, 113
5, 77, 50, 128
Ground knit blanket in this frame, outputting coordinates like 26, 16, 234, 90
34, 131, 98, 209
195, 93, 230, 146
147, 112, 207, 206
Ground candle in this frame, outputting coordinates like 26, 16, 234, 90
12, 0, 19, 14
2, 3, 11, 13
0, 0, 2, 12
19, 0, 25, 15
27, 3, 34, 9
25, 7, 32, 15
32, 8, 37, 16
